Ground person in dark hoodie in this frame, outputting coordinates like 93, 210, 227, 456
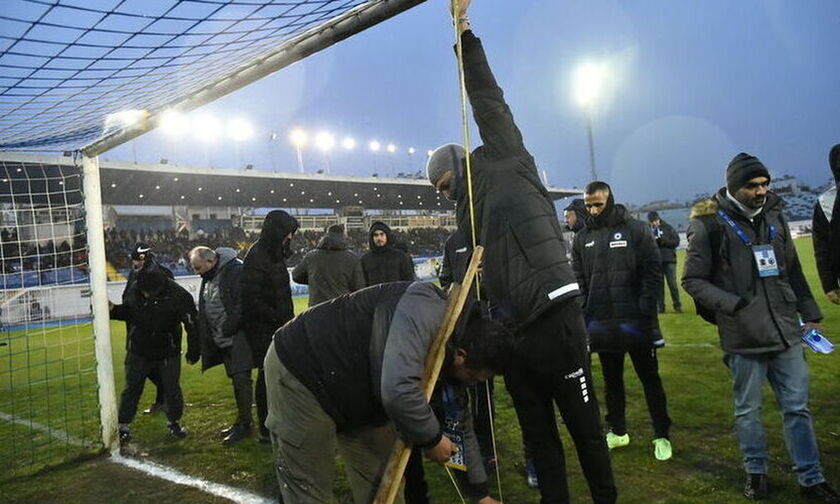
683, 153, 837, 502
292, 224, 365, 307
573, 181, 672, 461
648, 211, 683, 313
190, 246, 254, 446
264, 281, 510, 504
123, 242, 174, 415
564, 198, 587, 233
110, 269, 198, 443
361, 221, 415, 286
241, 209, 299, 444
425, 4, 616, 503
813, 144, 840, 305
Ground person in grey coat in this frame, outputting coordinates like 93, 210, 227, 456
292, 224, 365, 307
190, 246, 254, 446
265, 281, 511, 504
682, 153, 838, 502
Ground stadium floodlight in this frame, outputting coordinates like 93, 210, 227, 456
342, 137, 356, 150
315, 131, 335, 151
369, 140, 381, 152
289, 128, 307, 173
192, 114, 221, 142
573, 61, 607, 108
387, 143, 397, 153
104, 109, 147, 129
408, 147, 416, 154
159, 110, 188, 136
227, 118, 254, 142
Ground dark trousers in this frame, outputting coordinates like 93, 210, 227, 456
598, 349, 671, 439
505, 301, 617, 504
657, 261, 682, 311
404, 447, 430, 504
119, 352, 183, 424
149, 366, 165, 405
221, 348, 253, 428
256, 367, 267, 433
470, 379, 496, 457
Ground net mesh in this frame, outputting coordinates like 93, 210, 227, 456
0, 159, 101, 478
0, 0, 369, 152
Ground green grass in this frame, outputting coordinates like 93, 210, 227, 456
2, 240, 839, 503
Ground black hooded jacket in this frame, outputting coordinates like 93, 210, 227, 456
360, 221, 415, 287
564, 199, 588, 233
452, 31, 580, 325
241, 210, 300, 362
292, 230, 365, 306
573, 200, 664, 352
812, 144, 840, 294
652, 219, 680, 264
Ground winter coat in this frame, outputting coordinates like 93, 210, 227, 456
439, 230, 470, 291
360, 221, 415, 287
272, 281, 488, 494
573, 204, 663, 352
813, 185, 839, 294
197, 247, 253, 374
121, 256, 174, 350
292, 231, 365, 306
241, 210, 300, 363
453, 31, 579, 325
652, 219, 680, 264
110, 278, 198, 361
682, 189, 822, 354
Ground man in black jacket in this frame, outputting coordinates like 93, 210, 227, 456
123, 242, 174, 415
190, 246, 254, 446
648, 212, 683, 313
361, 221, 415, 286
574, 182, 672, 461
292, 224, 365, 307
265, 281, 509, 504
241, 209, 299, 443
110, 269, 198, 443
813, 144, 840, 305
425, 4, 616, 503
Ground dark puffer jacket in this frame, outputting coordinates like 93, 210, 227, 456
292, 230, 365, 306
241, 210, 300, 363
573, 204, 663, 352
683, 189, 822, 354
453, 31, 579, 325
197, 247, 252, 374
111, 278, 198, 361
439, 229, 470, 291
652, 219, 680, 264
812, 144, 840, 294
360, 221, 415, 287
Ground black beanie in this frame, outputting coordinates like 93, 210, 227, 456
726, 153, 770, 193
829, 144, 840, 180
647, 211, 660, 222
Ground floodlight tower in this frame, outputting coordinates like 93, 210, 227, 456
289, 129, 307, 173
573, 62, 607, 181
315, 131, 335, 173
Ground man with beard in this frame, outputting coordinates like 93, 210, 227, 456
573, 181, 672, 461
683, 153, 838, 502
361, 221, 415, 286
813, 144, 840, 305
292, 224, 365, 307
190, 246, 254, 445
264, 281, 509, 504
425, 2, 616, 502
241, 209, 299, 444
648, 212, 683, 313
123, 242, 174, 415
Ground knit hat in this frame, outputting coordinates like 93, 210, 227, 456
130, 242, 152, 261
726, 153, 770, 193
426, 143, 465, 187
647, 211, 660, 222
829, 144, 840, 180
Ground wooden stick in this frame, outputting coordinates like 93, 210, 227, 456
373, 246, 484, 504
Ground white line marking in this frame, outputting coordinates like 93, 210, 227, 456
0, 410, 95, 447
666, 343, 717, 348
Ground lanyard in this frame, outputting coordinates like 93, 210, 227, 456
441, 383, 460, 421
716, 209, 776, 246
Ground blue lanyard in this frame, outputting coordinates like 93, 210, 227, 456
441, 383, 459, 420
716, 209, 776, 246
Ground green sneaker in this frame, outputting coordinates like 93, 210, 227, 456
606, 431, 630, 450
653, 438, 672, 461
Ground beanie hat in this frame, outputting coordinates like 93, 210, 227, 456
327, 224, 344, 234
829, 144, 840, 180
726, 153, 770, 193
647, 211, 660, 222
426, 143, 465, 187
131, 242, 152, 261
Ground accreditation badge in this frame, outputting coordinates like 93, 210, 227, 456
752, 244, 779, 277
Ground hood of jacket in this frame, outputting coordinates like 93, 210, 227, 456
215, 247, 238, 268
830, 143, 840, 183
564, 198, 588, 232
318, 231, 348, 251
585, 199, 628, 229
259, 210, 299, 258
368, 221, 394, 253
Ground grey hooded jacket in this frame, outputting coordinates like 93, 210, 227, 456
292, 231, 365, 306
682, 189, 822, 354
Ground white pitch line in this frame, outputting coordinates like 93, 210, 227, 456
0, 409, 273, 504
665, 343, 717, 348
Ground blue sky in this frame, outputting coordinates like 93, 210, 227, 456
108, 0, 840, 204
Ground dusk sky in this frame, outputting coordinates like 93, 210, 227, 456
108, 0, 840, 205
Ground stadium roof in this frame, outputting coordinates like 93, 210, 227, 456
0, 152, 583, 209
0, 0, 426, 154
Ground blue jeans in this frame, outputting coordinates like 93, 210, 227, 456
723, 345, 825, 486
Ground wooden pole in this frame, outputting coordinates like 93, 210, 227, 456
373, 246, 484, 504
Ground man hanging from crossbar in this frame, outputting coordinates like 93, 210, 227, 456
264, 281, 511, 503
426, 1, 618, 503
